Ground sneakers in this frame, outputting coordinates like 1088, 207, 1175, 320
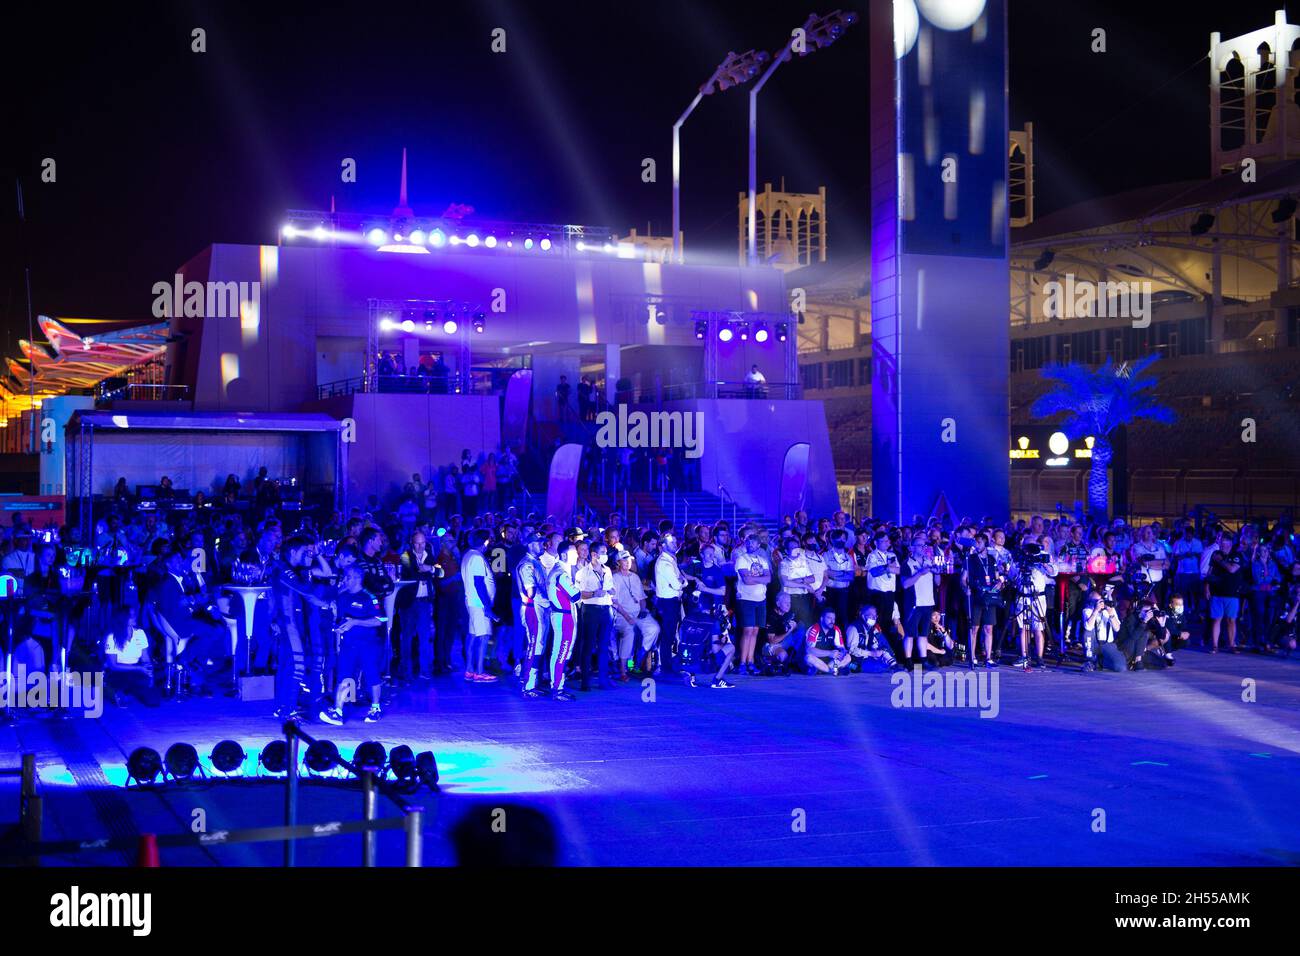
364, 706, 383, 723
985, 659, 999, 669
552, 689, 576, 702
463, 670, 477, 681
318, 707, 344, 726
711, 678, 735, 689
522, 687, 546, 699
1081, 660, 1097, 673
470, 673, 499, 683
1014, 656, 1030, 669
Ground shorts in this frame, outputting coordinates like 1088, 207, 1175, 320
467, 605, 493, 636
1208, 596, 1240, 620
736, 599, 767, 629
337, 630, 383, 688
904, 605, 933, 638
970, 602, 998, 627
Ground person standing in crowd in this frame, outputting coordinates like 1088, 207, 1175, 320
732, 533, 771, 675
653, 532, 687, 675
398, 530, 439, 682
900, 531, 939, 667
822, 531, 856, 634
864, 531, 903, 650
433, 532, 463, 675
1207, 531, 1245, 653
462, 529, 498, 682
546, 541, 582, 701
1129, 524, 1170, 604
319, 564, 388, 725
575, 541, 616, 691
1249, 540, 1282, 650
779, 537, 817, 629
517, 532, 553, 697
964, 532, 1003, 668
611, 548, 657, 681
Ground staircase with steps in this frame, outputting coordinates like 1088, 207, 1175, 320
499, 488, 768, 529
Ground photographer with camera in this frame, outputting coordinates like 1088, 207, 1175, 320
1012, 536, 1052, 669
1080, 588, 1124, 672
1118, 598, 1173, 669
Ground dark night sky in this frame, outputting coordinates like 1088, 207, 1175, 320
0, 0, 1282, 334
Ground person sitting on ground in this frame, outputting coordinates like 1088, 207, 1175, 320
762, 591, 799, 674
845, 604, 902, 673
804, 608, 851, 676
103, 606, 160, 707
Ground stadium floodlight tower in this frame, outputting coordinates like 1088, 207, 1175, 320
673, 49, 771, 263
746, 10, 858, 265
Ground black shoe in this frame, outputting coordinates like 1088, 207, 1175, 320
552, 689, 576, 702
522, 688, 546, 699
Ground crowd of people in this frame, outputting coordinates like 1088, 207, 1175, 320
3, 472, 1298, 724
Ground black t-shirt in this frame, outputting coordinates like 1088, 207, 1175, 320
770, 608, 796, 640
337, 589, 383, 637
1209, 548, 1245, 597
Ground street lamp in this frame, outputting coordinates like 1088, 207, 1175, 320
673, 49, 770, 263
747, 10, 858, 265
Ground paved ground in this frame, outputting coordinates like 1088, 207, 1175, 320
3, 649, 1299, 866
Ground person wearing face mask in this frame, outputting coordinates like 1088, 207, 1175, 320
545, 541, 583, 700
653, 533, 687, 675
822, 531, 857, 633
517, 532, 553, 697
844, 605, 901, 672
576, 542, 617, 691
779, 538, 817, 629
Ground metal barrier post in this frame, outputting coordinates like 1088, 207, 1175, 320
20, 753, 41, 866
361, 769, 378, 867
404, 808, 424, 867
285, 728, 300, 868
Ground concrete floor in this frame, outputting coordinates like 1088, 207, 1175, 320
3, 649, 1298, 866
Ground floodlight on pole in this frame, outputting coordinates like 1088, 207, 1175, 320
673, 49, 771, 263
747, 10, 858, 265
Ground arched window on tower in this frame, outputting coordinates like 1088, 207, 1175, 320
1220, 51, 1246, 152
1256, 42, 1276, 143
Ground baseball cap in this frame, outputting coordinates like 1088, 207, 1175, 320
614, 549, 633, 564
523, 531, 544, 544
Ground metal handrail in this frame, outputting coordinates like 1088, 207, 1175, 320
281, 720, 425, 867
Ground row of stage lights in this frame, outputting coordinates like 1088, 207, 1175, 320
281, 223, 554, 253
379, 309, 486, 335
695, 320, 789, 343
126, 740, 440, 793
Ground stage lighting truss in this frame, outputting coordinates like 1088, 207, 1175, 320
701, 49, 771, 94
800, 10, 859, 55
377, 301, 482, 338
281, 210, 614, 258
